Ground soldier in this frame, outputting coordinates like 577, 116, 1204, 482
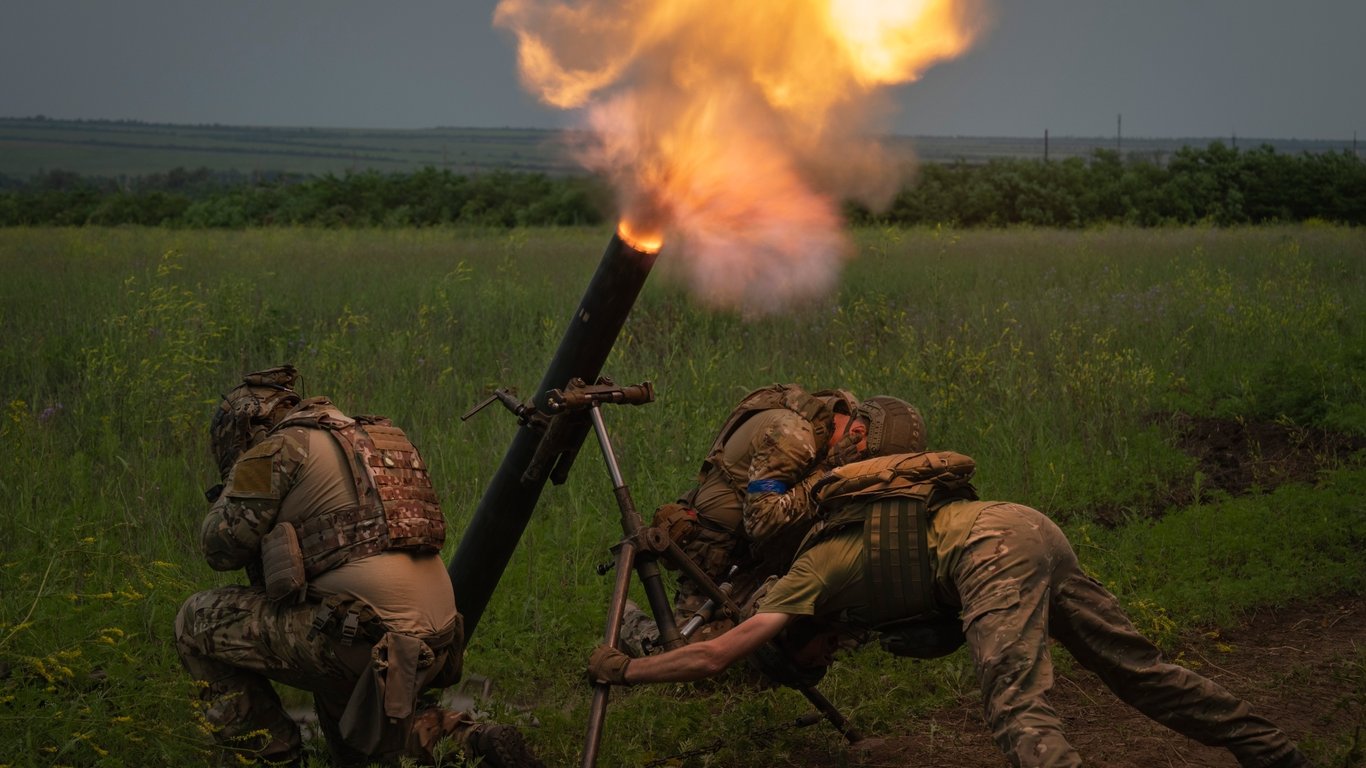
591, 449, 1308, 768
629, 385, 926, 648
175, 366, 544, 767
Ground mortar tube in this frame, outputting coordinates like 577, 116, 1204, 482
447, 233, 660, 639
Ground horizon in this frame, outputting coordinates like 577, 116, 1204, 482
3, 114, 1357, 146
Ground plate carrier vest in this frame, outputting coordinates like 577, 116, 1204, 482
276, 401, 445, 578
804, 451, 978, 626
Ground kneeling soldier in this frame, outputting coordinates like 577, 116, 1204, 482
176, 366, 543, 767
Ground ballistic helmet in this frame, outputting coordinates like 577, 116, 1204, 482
209, 364, 301, 479
857, 396, 926, 457
811, 388, 859, 417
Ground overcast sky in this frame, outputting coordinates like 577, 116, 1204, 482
2, 0, 1361, 140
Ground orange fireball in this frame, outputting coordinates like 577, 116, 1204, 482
496, 0, 988, 313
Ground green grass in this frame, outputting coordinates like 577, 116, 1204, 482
0, 225, 1363, 766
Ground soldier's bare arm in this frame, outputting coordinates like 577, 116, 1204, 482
623, 612, 792, 683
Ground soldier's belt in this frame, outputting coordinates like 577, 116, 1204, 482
305, 589, 460, 653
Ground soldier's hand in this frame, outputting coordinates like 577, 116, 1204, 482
825, 427, 866, 468
204, 483, 225, 503
587, 644, 632, 686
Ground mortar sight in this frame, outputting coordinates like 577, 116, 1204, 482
546, 379, 654, 413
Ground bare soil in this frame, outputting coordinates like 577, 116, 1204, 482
801, 595, 1364, 767
1169, 413, 1365, 497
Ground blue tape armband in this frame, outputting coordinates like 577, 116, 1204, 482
747, 479, 790, 495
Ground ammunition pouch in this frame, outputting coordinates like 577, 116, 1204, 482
261, 522, 308, 603
652, 502, 701, 550
676, 521, 741, 581
306, 591, 465, 753
338, 616, 462, 755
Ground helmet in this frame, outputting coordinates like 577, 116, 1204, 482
811, 388, 858, 416
210, 365, 301, 479
856, 396, 926, 457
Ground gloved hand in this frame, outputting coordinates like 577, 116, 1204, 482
587, 644, 632, 686
824, 426, 866, 468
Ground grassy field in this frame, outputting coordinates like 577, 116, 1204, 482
3, 117, 1358, 178
0, 225, 1363, 766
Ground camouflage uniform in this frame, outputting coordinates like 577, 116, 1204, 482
176, 396, 470, 766
671, 405, 836, 639
758, 497, 1302, 768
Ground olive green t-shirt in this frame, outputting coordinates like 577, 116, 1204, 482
755, 498, 993, 626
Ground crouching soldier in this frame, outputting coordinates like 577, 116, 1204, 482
591, 449, 1308, 768
175, 366, 543, 767
625, 385, 926, 651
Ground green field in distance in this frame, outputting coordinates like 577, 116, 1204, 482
2, 116, 1355, 178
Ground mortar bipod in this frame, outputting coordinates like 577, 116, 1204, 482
575, 379, 686, 768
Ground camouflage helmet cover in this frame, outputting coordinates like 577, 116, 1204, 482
811, 388, 859, 416
857, 396, 926, 457
210, 364, 301, 479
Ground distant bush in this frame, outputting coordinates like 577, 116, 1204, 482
0, 167, 611, 228
861, 143, 1365, 228
1, 143, 1363, 228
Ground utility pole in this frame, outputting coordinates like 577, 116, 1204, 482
1044, 129, 1050, 163
1116, 113, 1122, 156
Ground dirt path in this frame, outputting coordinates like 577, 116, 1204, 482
796, 595, 1365, 767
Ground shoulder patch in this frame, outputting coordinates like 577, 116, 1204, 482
227, 437, 285, 499
230, 455, 277, 498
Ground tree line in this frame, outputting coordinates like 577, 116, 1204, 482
2, 143, 1362, 228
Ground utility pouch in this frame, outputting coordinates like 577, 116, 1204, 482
652, 502, 701, 553
261, 522, 307, 603
877, 614, 966, 659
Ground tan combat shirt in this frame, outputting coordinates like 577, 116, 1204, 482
200, 419, 456, 635
755, 498, 993, 626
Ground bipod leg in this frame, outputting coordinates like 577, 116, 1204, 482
582, 533, 635, 768
797, 684, 865, 745
581, 403, 681, 768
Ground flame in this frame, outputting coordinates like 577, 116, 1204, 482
496, 0, 987, 314
617, 219, 663, 254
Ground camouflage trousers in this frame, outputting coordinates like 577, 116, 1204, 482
954, 503, 1298, 768
175, 586, 467, 766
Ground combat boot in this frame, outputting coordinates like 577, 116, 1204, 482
1260, 748, 1311, 768
469, 723, 547, 768
406, 708, 545, 768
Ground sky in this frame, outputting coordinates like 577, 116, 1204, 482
1, 0, 1362, 141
